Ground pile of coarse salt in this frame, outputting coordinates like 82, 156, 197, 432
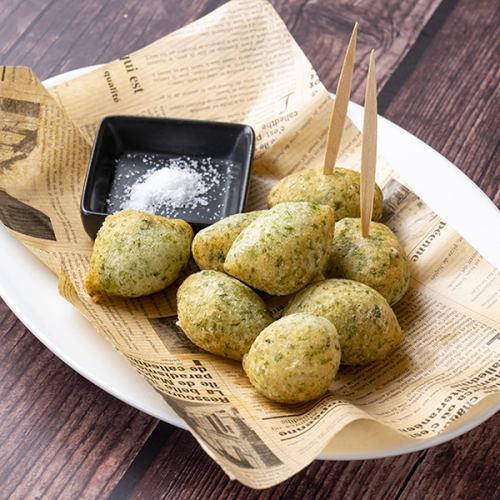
125, 166, 210, 213
116, 154, 226, 217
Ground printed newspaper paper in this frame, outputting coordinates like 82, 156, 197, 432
1, 0, 498, 488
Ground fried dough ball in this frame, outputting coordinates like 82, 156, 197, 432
85, 210, 192, 302
328, 218, 410, 305
192, 211, 266, 272
243, 313, 341, 404
224, 202, 334, 295
267, 167, 383, 221
284, 279, 403, 365
176, 271, 273, 360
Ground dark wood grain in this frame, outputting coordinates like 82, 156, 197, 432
380, 0, 500, 206
122, 426, 421, 499
0, 0, 498, 497
399, 413, 500, 499
0, 302, 157, 499
278, 0, 444, 102
0, 0, 229, 80
107, 413, 500, 499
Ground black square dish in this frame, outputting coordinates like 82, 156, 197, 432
81, 115, 255, 239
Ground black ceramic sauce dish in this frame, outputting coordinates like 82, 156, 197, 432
81, 115, 255, 239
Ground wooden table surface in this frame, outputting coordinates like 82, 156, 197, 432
1, 0, 499, 498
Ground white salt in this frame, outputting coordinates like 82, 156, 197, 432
124, 167, 209, 212
114, 154, 227, 219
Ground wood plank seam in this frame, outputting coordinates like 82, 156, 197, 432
394, 451, 428, 499
108, 422, 176, 499
378, 0, 459, 113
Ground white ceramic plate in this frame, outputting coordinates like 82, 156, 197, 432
0, 66, 498, 461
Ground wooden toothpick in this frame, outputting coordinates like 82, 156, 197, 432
360, 50, 377, 238
323, 22, 358, 175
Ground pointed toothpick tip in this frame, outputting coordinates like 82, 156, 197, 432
322, 22, 358, 175
349, 23, 358, 49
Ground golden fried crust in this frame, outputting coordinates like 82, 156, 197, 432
243, 313, 341, 404
224, 202, 335, 295
191, 210, 266, 272
267, 167, 383, 222
177, 270, 273, 360
85, 209, 193, 302
284, 279, 403, 365
328, 218, 410, 305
